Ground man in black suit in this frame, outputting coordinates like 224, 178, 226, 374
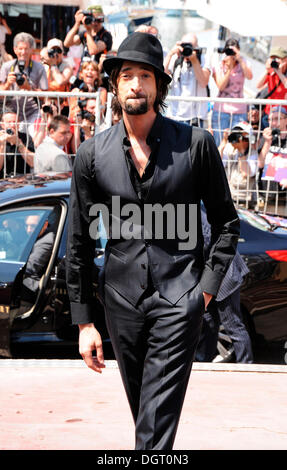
66, 33, 240, 450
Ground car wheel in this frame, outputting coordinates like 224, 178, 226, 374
212, 324, 235, 363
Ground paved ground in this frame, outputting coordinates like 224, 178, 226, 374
0, 360, 287, 451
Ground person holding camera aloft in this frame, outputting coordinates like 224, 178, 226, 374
257, 106, 287, 200
256, 47, 287, 129
64, 5, 112, 68
0, 107, 35, 179
0, 32, 48, 138
164, 33, 211, 128
0, 13, 12, 67
218, 121, 259, 207
40, 39, 73, 93
211, 38, 253, 147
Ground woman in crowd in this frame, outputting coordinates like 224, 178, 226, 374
69, 59, 107, 122
211, 38, 253, 146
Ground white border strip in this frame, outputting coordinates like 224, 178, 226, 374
0, 360, 286, 373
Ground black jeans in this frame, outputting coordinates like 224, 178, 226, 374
104, 282, 205, 450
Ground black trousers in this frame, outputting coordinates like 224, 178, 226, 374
104, 282, 204, 450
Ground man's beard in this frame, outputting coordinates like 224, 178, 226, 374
123, 96, 149, 115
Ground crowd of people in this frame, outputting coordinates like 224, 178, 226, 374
0, 6, 286, 367
0, 5, 286, 213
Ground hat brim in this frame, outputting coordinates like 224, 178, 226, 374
103, 55, 172, 84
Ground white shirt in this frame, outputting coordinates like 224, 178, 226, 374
167, 52, 211, 121
34, 135, 72, 174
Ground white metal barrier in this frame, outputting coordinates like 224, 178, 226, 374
0, 90, 286, 216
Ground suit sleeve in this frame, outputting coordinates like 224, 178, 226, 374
66, 139, 98, 324
198, 130, 240, 296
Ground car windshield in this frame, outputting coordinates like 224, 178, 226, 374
238, 209, 272, 232
0, 208, 52, 262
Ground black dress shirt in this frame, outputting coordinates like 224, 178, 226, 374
123, 113, 162, 200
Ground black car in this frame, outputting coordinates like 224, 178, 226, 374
0, 174, 287, 361
0, 174, 108, 358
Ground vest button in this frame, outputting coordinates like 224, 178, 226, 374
140, 284, 146, 290
141, 263, 146, 269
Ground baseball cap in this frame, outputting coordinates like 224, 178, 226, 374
87, 4, 105, 19
47, 38, 64, 51
269, 46, 287, 58
270, 106, 287, 115
230, 122, 253, 134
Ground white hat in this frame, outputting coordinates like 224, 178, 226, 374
231, 121, 253, 135
47, 38, 64, 51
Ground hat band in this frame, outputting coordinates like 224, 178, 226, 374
117, 49, 164, 73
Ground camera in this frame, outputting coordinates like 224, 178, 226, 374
77, 98, 95, 122
47, 48, 57, 58
6, 128, 14, 135
272, 128, 280, 138
181, 43, 193, 57
69, 76, 89, 92
216, 47, 236, 56
271, 59, 279, 69
15, 60, 26, 86
181, 43, 206, 58
42, 104, 53, 115
82, 11, 95, 25
79, 110, 95, 122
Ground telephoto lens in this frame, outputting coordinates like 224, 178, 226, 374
181, 43, 193, 57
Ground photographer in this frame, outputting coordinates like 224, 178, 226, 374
33, 98, 59, 148
69, 60, 107, 122
41, 39, 73, 92
218, 122, 259, 207
164, 33, 211, 127
256, 47, 287, 128
0, 13, 12, 66
211, 38, 253, 146
63, 6, 112, 67
0, 32, 48, 138
71, 98, 96, 154
0, 108, 35, 178
258, 106, 287, 198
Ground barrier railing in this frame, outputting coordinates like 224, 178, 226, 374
0, 90, 286, 216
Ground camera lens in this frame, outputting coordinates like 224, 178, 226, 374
181, 43, 193, 57
271, 60, 279, 69
225, 48, 236, 56
42, 105, 53, 114
6, 128, 14, 135
48, 49, 56, 58
272, 128, 280, 137
16, 74, 25, 86
84, 15, 93, 25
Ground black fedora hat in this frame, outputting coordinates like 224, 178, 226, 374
103, 32, 171, 84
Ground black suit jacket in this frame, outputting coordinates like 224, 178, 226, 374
66, 114, 240, 324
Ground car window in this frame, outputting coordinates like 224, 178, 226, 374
0, 208, 53, 262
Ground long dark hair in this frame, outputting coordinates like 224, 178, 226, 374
108, 62, 169, 113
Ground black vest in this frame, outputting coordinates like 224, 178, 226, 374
92, 117, 207, 306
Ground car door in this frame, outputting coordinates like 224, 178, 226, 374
0, 199, 67, 356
